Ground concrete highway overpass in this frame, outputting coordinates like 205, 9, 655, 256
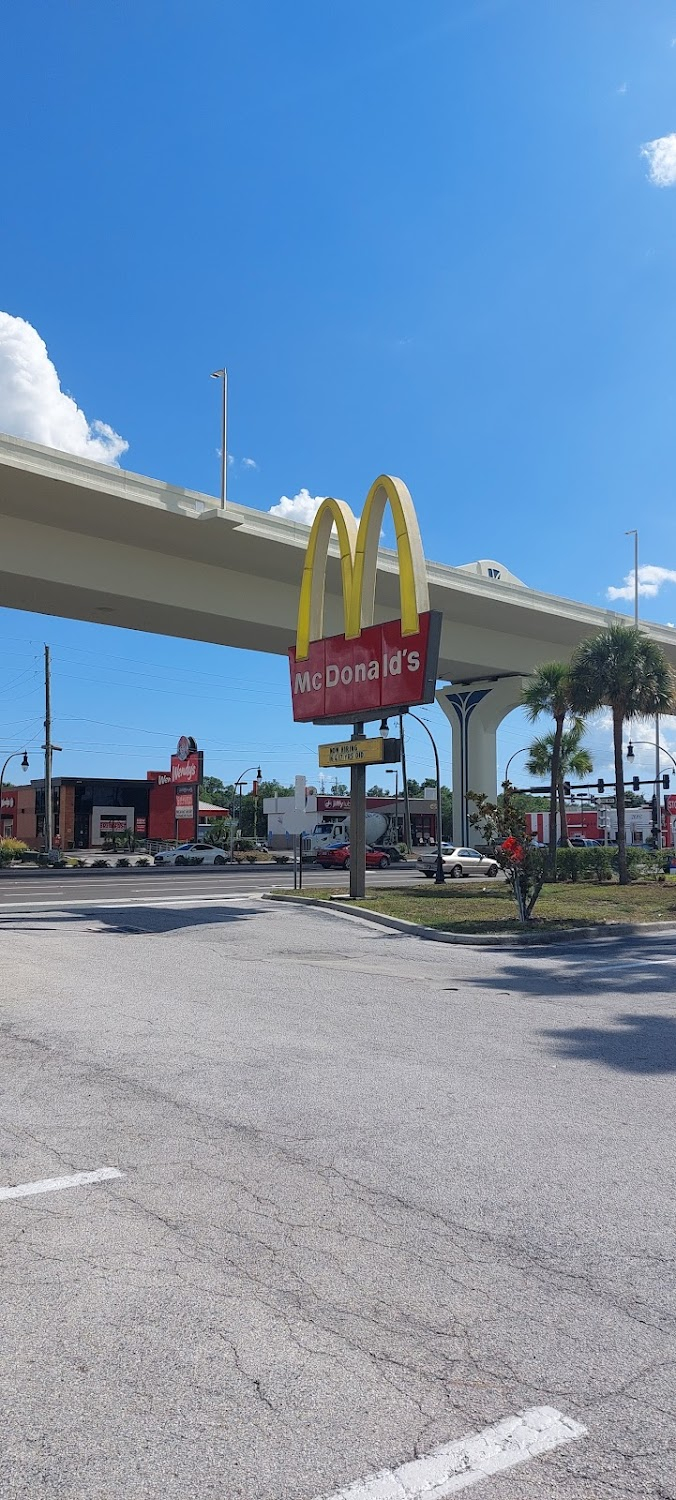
2, 433, 674, 842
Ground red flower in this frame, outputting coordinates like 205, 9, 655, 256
502, 836, 524, 862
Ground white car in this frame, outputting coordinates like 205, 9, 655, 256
417, 845, 499, 879
154, 842, 228, 866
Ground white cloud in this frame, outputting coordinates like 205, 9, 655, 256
0, 312, 128, 465
641, 133, 676, 186
269, 488, 331, 525
241, 456, 257, 470
607, 564, 676, 601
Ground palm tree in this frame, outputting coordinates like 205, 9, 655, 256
526, 724, 593, 845
523, 663, 574, 878
569, 625, 675, 884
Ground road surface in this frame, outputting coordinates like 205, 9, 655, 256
0, 890, 674, 1498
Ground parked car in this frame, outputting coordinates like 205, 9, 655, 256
315, 841, 391, 870
417, 845, 499, 879
566, 836, 601, 848
154, 842, 228, 866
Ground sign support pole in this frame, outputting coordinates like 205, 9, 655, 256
350, 721, 367, 899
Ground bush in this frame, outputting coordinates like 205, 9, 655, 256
245, 853, 257, 863
176, 854, 203, 866
625, 847, 667, 883
272, 854, 290, 864
0, 837, 28, 863
91, 858, 109, 868
136, 857, 150, 867
234, 837, 255, 851
116, 857, 131, 868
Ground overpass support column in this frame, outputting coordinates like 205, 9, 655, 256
436, 676, 529, 846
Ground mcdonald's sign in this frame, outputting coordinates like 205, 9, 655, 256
289, 475, 441, 724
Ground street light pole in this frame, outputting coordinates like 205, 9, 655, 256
0, 750, 29, 841
210, 368, 228, 509
504, 747, 528, 783
407, 712, 445, 884
386, 768, 399, 842
625, 529, 639, 629
229, 764, 261, 859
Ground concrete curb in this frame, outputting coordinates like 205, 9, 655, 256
264, 892, 676, 948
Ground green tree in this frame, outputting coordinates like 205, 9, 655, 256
569, 625, 675, 884
523, 663, 576, 880
199, 776, 231, 808
526, 723, 593, 845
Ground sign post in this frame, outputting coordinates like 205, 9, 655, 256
350, 723, 367, 899
287, 475, 442, 901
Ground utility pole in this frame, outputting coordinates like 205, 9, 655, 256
44, 644, 52, 853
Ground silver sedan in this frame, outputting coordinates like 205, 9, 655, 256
417, 846, 500, 879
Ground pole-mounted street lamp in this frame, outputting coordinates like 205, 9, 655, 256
230, 765, 262, 860
210, 368, 228, 510
406, 713, 445, 884
385, 768, 400, 843
0, 751, 29, 841
504, 747, 528, 783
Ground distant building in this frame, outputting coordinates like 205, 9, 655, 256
1, 771, 225, 849
264, 791, 438, 849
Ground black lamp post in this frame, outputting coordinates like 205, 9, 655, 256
407, 713, 445, 884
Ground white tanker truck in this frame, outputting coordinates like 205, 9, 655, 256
309, 809, 394, 851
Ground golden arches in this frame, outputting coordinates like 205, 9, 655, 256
295, 475, 430, 661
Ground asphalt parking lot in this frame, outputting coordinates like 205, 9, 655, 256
1, 890, 675, 1498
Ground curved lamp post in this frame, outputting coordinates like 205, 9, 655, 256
230, 765, 262, 859
0, 751, 29, 840
626, 739, 676, 774
407, 713, 445, 884
504, 747, 528, 784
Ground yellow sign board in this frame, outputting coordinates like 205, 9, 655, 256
319, 738, 387, 768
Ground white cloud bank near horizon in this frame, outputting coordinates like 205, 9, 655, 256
608, 565, 676, 602
641, 133, 676, 186
269, 488, 331, 524
0, 312, 128, 465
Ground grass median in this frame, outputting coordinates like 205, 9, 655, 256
278, 878, 676, 934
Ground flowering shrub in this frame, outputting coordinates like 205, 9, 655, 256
469, 782, 546, 922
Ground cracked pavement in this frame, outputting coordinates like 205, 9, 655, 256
0, 894, 675, 1497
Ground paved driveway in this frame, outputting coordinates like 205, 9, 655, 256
0, 894, 675, 1498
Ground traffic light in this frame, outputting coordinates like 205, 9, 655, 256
597, 779, 605, 794
663, 773, 671, 791
563, 780, 571, 797
632, 776, 640, 792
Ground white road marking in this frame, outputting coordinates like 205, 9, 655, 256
315, 1406, 586, 1498
0, 893, 258, 911
0, 1167, 123, 1202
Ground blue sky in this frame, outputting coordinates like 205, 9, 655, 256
1, 0, 676, 794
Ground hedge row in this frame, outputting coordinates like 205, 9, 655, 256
553, 846, 675, 883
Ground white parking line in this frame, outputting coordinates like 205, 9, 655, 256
0, 1168, 123, 1202
315, 1406, 586, 1498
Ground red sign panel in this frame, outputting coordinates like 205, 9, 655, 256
135, 816, 147, 834
666, 794, 676, 816
289, 611, 441, 724
171, 752, 200, 784
175, 791, 194, 809
100, 817, 128, 834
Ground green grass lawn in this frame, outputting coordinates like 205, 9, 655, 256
287, 878, 676, 933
